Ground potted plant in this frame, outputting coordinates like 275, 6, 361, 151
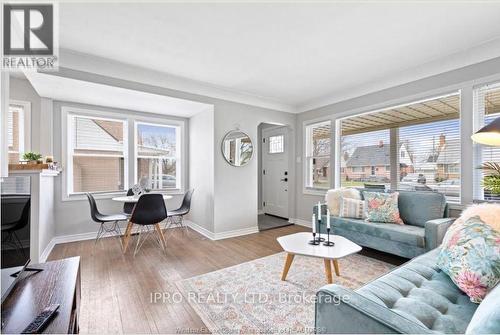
479, 162, 500, 195
22, 152, 43, 164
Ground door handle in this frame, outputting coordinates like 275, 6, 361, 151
280, 178, 288, 182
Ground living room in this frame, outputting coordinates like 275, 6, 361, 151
1, 1, 499, 334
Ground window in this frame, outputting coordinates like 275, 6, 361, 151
339, 93, 460, 202
340, 129, 390, 188
474, 82, 500, 201
67, 114, 127, 194
305, 121, 331, 189
8, 104, 25, 163
64, 107, 185, 199
136, 122, 180, 190
268, 135, 284, 154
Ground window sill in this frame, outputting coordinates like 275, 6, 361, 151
62, 189, 185, 202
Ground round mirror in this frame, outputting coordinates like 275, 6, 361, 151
222, 130, 253, 166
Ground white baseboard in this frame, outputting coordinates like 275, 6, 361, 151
257, 209, 264, 215
289, 218, 312, 228
185, 220, 215, 240
185, 220, 259, 240
39, 238, 56, 263
40, 220, 261, 261
213, 226, 259, 240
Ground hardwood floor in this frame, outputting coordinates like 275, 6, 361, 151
48, 225, 308, 333
47, 225, 406, 334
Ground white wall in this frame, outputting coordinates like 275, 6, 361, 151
188, 109, 215, 232
294, 56, 500, 222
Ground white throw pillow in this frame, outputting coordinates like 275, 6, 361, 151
325, 188, 361, 216
339, 197, 365, 219
458, 203, 500, 231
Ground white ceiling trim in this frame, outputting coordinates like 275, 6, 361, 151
58, 48, 295, 113
24, 71, 213, 118
296, 37, 500, 113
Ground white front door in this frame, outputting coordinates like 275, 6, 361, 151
262, 126, 289, 219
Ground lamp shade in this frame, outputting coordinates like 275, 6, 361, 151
471, 116, 500, 146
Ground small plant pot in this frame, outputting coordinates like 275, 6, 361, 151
28, 160, 37, 165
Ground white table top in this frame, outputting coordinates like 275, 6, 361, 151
277, 232, 361, 260
111, 194, 173, 203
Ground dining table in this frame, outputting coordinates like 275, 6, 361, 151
111, 194, 173, 203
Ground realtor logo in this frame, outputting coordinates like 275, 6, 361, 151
2, 2, 58, 70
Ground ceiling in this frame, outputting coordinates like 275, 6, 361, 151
58, 2, 500, 113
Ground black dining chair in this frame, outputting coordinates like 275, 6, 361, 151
165, 189, 194, 232
122, 194, 168, 255
1, 197, 30, 257
86, 193, 127, 246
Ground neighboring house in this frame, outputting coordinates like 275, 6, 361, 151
73, 118, 172, 192
435, 138, 460, 181
73, 118, 125, 192
345, 141, 413, 182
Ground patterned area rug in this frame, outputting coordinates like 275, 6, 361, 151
176, 252, 394, 334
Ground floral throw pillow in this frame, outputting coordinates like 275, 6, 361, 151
437, 216, 500, 303
364, 192, 404, 224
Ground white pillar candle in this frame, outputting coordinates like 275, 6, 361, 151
312, 213, 316, 233
327, 209, 331, 229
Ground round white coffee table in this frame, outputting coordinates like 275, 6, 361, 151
111, 194, 173, 203
277, 232, 362, 284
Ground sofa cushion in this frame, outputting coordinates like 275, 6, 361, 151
331, 216, 425, 247
364, 191, 404, 224
466, 284, 500, 334
356, 248, 478, 333
397, 191, 447, 227
437, 216, 500, 303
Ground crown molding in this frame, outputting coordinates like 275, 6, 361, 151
58, 48, 296, 113
296, 37, 500, 113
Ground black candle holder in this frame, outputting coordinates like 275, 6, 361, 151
323, 227, 335, 246
315, 217, 325, 242
309, 232, 320, 245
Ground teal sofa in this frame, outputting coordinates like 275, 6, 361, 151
314, 190, 454, 258
315, 248, 500, 334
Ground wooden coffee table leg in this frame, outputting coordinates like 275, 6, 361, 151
333, 259, 340, 276
281, 253, 295, 281
324, 259, 333, 284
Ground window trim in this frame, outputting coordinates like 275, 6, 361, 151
61, 106, 186, 201
335, 91, 462, 204
64, 110, 129, 198
134, 120, 182, 191
303, 119, 332, 194
8, 100, 31, 162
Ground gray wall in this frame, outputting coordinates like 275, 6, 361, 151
294, 56, 500, 222
188, 109, 215, 232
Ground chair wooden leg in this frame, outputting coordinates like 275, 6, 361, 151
154, 223, 167, 252
122, 221, 134, 253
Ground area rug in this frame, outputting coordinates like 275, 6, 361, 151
176, 252, 395, 334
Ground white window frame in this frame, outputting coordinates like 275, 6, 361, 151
62, 106, 186, 201
473, 81, 500, 202
64, 109, 129, 198
8, 100, 31, 162
134, 120, 182, 191
303, 119, 332, 194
